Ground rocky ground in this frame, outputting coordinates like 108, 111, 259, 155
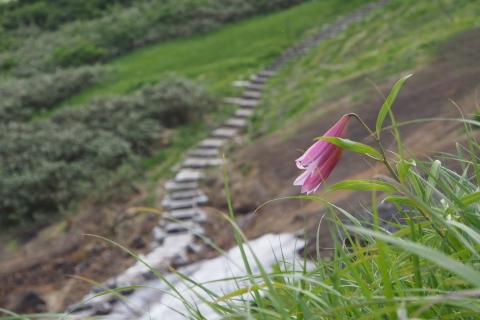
1, 13, 479, 317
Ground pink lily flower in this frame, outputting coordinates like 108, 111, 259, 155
294, 114, 350, 194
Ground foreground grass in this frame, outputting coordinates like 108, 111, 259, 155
43, 80, 480, 319
136, 79, 480, 319
57, 0, 375, 108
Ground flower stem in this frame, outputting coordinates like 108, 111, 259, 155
347, 113, 400, 183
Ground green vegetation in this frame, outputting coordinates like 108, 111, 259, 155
91, 79, 480, 319
0, 0, 310, 75
254, 0, 480, 133
0, 75, 217, 228
0, 65, 109, 122
0, 0, 135, 31
59, 0, 375, 107
0, 0, 378, 229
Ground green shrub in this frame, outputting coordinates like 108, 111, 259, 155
0, 25, 15, 52
51, 96, 162, 155
50, 39, 108, 68
0, 75, 217, 228
0, 0, 136, 31
0, 121, 136, 227
0, 55, 17, 71
141, 75, 219, 128
2, 0, 309, 75
0, 65, 110, 122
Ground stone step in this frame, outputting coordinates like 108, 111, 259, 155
165, 207, 204, 220
224, 118, 247, 128
257, 70, 277, 77
174, 169, 204, 182
170, 189, 204, 200
235, 108, 254, 118
164, 198, 195, 210
224, 98, 259, 108
250, 76, 268, 84
182, 157, 223, 168
243, 91, 262, 99
232, 80, 249, 87
245, 83, 264, 91
165, 180, 198, 191
162, 193, 208, 208
165, 221, 193, 234
188, 148, 220, 157
198, 138, 226, 149
162, 233, 194, 251
211, 127, 238, 138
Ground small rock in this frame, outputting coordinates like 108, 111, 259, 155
9, 291, 46, 313
66, 304, 95, 318
187, 243, 203, 253
193, 225, 205, 238
94, 302, 112, 315
152, 226, 166, 242
192, 211, 208, 223
171, 252, 189, 266
130, 235, 145, 249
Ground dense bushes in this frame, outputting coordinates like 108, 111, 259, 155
0, 122, 136, 227
50, 39, 108, 68
1, 0, 307, 76
0, 0, 302, 227
0, 65, 110, 123
141, 76, 218, 127
0, 75, 218, 228
0, 0, 136, 31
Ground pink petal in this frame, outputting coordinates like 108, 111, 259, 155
295, 115, 350, 168
293, 115, 349, 194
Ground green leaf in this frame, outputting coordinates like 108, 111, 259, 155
459, 192, 480, 206
396, 158, 416, 183
315, 137, 382, 159
327, 179, 397, 192
347, 226, 480, 288
375, 74, 412, 138
425, 160, 441, 201
383, 196, 415, 207
298, 297, 315, 320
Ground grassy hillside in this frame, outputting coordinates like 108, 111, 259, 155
255, 0, 480, 134
57, 0, 376, 108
